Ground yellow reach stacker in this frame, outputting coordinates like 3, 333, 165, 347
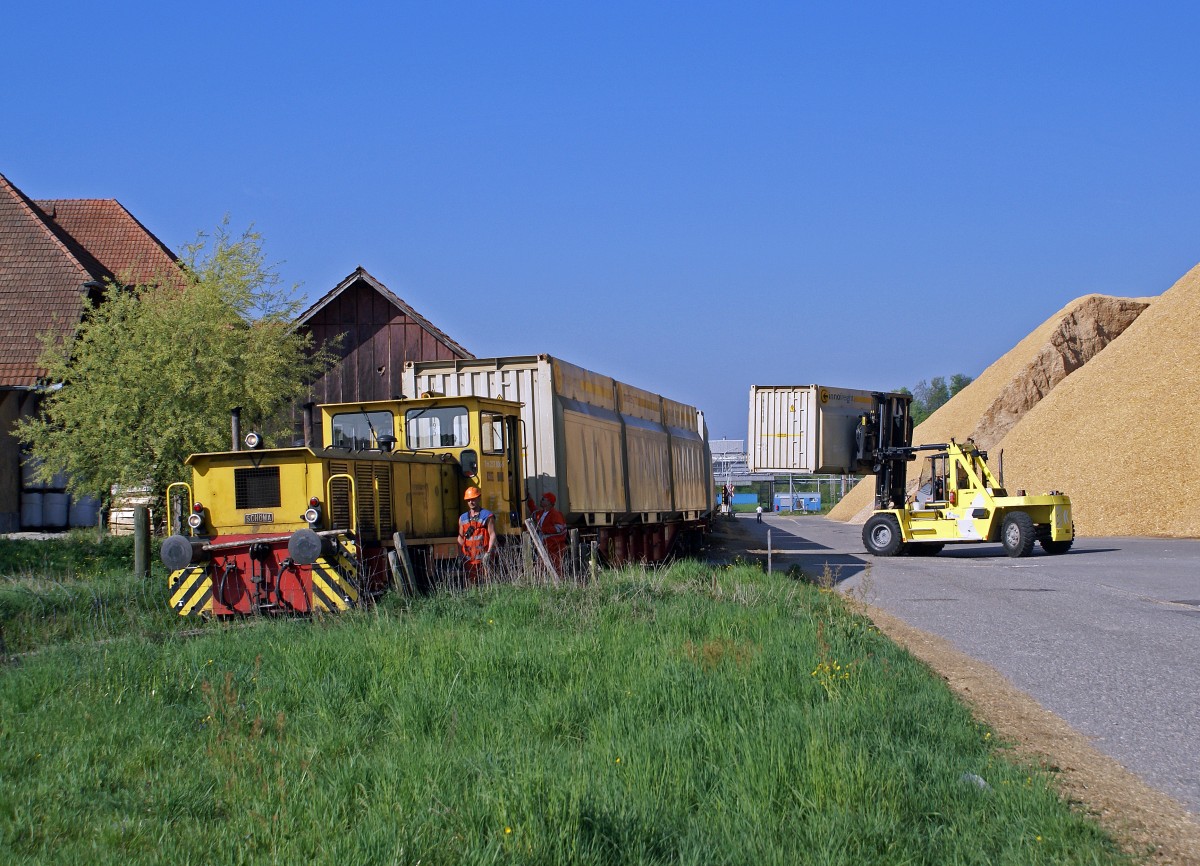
854, 393, 1073, 558
746, 385, 1073, 558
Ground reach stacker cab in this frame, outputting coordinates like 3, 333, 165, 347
854, 392, 1073, 558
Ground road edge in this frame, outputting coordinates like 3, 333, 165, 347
865, 603, 1200, 866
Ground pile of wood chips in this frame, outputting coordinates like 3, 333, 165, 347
826, 272, 1180, 537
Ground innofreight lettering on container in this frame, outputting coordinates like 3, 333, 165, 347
747, 385, 876, 474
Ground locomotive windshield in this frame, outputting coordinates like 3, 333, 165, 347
331, 410, 394, 450
406, 406, 470, 449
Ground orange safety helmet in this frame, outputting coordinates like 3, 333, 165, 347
463, 486, 482, 501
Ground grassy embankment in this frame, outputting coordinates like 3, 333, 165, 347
0, 534, 1128, 865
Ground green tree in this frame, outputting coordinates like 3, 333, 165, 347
17, 222, 332, 502
903, 373, 973, 426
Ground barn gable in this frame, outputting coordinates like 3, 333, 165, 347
298, 266, 472, 407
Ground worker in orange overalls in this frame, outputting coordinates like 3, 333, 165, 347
458, 486, 497, 586
531, 491, 568, 571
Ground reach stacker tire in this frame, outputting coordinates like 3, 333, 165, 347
1001, 511, 1036, 558
863, 514, 905, 557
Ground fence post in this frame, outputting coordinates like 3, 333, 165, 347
133, 505, 150, 578
569, 529, 580, 579
767, 528, 772, 574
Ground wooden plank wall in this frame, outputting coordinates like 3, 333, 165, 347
290, 279, 469, 444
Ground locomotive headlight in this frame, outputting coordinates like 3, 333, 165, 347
244, 431, 262, 449
187, 502, 204, 530
304, 507, 320, 524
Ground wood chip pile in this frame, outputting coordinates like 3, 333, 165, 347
827, 291, 1156, 530
995, 263, 1200, 537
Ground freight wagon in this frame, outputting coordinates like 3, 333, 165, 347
403, 354, 713, 563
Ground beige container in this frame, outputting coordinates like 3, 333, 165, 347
403, 355, 712, 525
747, 385, 878, 474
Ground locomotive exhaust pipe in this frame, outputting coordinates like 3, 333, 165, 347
231, 406, 242, 452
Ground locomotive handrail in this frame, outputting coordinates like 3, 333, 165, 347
165, 482, 193, 537
326, 472, 358, 537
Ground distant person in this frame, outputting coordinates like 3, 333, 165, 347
532, 491, 568, 570
458, 487, 496, 586
756, 504, 763, 523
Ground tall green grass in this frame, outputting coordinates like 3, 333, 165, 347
0, 533, 180, 654
0, 541, 1127, 865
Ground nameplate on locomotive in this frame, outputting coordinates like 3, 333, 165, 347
244, 513, 274, 524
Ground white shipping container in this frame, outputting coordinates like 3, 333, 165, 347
747, 385, 877, 474
404, 355, 712, 525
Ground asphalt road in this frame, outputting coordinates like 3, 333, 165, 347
735, 512, 1200, 817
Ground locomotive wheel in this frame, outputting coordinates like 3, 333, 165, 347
1001, 511, 1036, 558
863, 514, 904, 557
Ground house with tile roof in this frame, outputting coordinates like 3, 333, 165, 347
291, 266, 473, 443
0, 172, 179, 532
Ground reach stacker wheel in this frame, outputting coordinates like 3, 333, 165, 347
1001, 511, 1036, 558
863, 514, 905, 557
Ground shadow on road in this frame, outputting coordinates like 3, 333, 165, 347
708, 514, 870, 585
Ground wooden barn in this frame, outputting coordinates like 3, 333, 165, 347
292, 266, 473, 442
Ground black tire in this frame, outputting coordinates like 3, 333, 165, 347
1040, 537, 1073, 555
1001, 511, 1036, 558
907, 543, 944, 557
863, 514, 904, 556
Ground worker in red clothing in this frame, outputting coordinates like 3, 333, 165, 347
531, 491, 568, 571
458, 486, 497, 586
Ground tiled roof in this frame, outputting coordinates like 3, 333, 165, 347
0, 173, 95, 387
0, 172, 180, 387
32, 198, 177, 286
297, 266, 473, 358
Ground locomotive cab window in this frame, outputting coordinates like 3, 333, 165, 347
406, 406, 469, 449
481, 412, 506, 454
331, 411, 394, 451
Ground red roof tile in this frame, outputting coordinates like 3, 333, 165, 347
32, 198, 177, 286
0, 172, 181, 387
0, 173, 94, 386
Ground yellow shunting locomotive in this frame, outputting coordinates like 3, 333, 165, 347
163, 394, 526, 616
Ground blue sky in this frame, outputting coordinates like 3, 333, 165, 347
5, 2, 1199, 440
